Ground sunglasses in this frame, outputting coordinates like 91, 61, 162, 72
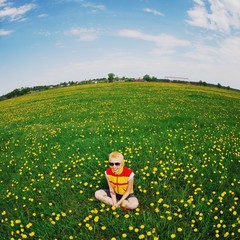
109, 162, 120, 166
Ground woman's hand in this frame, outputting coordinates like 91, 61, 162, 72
114, 202, 121, 208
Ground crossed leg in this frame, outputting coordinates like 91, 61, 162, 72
95, 189, 113, 205
95, 189, 139, 210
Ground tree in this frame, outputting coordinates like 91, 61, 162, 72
143, 74, 151, 82
108, 73, 115, 83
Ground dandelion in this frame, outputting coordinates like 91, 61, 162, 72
29, 232, 35, 237
139, 234, 145, 239
170, 233, 176, 238
122, 233, 127, 238
101, 226, 106, 230
61, 212, 67, 217
94, 216, 99, 222
26, 223, 32, 228
21, 233, 28, 239
224, 232, 229, 237
129, 226, 134, 231
147, 231, 152, 236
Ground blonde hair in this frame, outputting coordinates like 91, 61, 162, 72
109, 151, 125, 166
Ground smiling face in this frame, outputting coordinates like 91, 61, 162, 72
109, 151, 124, 173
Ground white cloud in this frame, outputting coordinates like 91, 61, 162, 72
0, 28, 13, 35
61, 0, 106, 13
37, 13, 48, 18
79, 0, 106, 12
0, 1, 36, 22
65, 27, 99, 41
187, 0, 240, 33
117, 29, 190, 54
0, 0, 8, 7
144, 8, 164, 16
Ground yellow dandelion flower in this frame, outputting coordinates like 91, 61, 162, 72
122, 233, 127, 238
224, 232, 229, 237
129, 226, 134, 231
147, 231, 152, 236
101, 226, 106, 230
26, 223, 32, 228
170, 233, 176, 238
2, 211, 6, 215
29, 232, 35, 237
177, 227, 183, 232
138, 234, 145, 239
21, 234, 28, 239
155, 208, 160, 213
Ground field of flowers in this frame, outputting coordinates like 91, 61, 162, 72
0, 82, 239, 239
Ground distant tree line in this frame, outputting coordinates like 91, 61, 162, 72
0, 74, 237, 101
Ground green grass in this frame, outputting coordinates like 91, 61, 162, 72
0, 82, 239, 240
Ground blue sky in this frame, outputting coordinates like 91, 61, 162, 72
1, 0, 240, 95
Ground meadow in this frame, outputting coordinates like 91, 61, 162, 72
0, 82, 239, 240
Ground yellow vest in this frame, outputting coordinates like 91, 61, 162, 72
105, 166, 134, 195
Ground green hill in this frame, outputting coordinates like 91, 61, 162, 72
0, 82, 239, 239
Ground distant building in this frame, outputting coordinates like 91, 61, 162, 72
165, 76, 189, 81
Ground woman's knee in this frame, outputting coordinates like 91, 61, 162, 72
125, 198, 139, 210
95, 190, 102, 200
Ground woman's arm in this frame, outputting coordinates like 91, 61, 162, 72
106, 177, 117, 206
115, 177, 134, 207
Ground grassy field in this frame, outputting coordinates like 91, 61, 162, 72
0, 82, 239, 240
